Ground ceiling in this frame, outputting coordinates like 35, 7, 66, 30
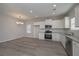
0, 3, 75, 20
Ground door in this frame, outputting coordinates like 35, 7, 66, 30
34, 25, 40, 39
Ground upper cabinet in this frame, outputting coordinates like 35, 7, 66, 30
45, 19, 53, 25
33, 19, 65, 29
64, 17, 70, 28
40, 22, 45, 28
33, 21, 45, 28
66, 4, 79, 30
45, 19, 65, 28
52, 20, 65, 28
75, 5, 79, 27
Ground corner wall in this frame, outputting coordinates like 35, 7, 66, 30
0, 15, 26, 42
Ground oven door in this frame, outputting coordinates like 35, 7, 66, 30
45, 33, 52, 39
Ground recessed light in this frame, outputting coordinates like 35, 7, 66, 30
53, 4, 56, 7
30, 10, 32, 13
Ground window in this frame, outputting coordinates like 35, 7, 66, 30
71, 17, 79, 30
26, 24, 32, 33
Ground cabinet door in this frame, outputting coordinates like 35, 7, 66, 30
73, 41, 79, 56
75, 6, 79, 27
39, 33, 44, 40
52, 33, 60, 41
52, 20, 64, 28
45, 19, 53, 25
65, 17, 70, 28
40, 22, 45, 28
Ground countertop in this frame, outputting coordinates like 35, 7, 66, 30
65, 35, 79, 43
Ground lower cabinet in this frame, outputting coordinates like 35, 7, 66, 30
39, 32, 66, 43
52, 33, 60, 41
39, 33, 44, 40
60, 35, 66, 48
73, 41, 79, 56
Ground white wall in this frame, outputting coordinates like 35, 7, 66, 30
0, 15, 26, 42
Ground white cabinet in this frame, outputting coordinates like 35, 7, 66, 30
52, 33, 60, 41
34, 19, 64, 29
33, 21, 45, 28
75, 5, 79, 27
39, 33, 44, 40
70, 5, 79, 27
45, 19, 53, 25
65, 17, 70, 28
73, 41, 79, 56
52, 20, 64, 28
40, 22, 45, 28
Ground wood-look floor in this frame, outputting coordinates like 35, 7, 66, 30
0, 37, 67, 56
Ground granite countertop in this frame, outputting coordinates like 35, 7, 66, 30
65, 35, 79, 43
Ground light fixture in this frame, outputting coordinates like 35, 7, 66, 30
52, 4, 56, 11
20, 22, 24, 24
53, 4, 56, 7
16, 21, 24, 24
16, 16, 24, 25
51, 4, 56, 15
16, 22, 19, 24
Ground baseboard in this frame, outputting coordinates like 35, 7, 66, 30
0, 37, 25, 43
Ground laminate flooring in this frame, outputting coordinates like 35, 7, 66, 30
0, 37, 67, 56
